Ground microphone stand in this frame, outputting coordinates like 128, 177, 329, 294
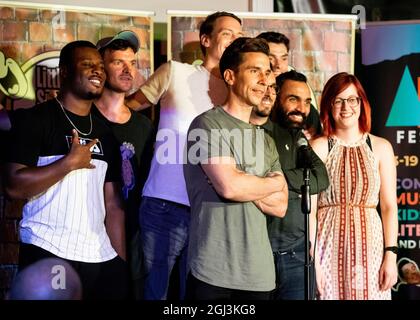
301, 167, 312, 300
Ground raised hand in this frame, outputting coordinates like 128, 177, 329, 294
66, 129, 97, 170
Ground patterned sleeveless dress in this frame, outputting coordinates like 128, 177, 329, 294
316, 134, 390, 300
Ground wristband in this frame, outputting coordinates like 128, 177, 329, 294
384, 246, 398, 254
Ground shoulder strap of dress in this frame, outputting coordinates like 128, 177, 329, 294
366, 134, 373, 151
328, 136, 335, 153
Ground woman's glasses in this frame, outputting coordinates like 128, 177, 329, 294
332, 96, 361, 109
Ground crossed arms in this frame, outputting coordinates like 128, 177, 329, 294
202, 156, 288, 217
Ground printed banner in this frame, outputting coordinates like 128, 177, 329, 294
361, 21, 420, 299
168, 10, 357, 107
0, 1, 154, 110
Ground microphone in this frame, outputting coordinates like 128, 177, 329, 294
297, 136, 311, 214
296, 137, 312, 169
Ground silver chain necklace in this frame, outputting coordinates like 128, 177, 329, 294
56, 98, 93, 136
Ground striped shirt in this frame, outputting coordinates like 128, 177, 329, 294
9, 99, 121, 262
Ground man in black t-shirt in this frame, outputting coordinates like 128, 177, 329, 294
250, 70, 329, 300
95, 31, 154, 299
4, 41, 128, 299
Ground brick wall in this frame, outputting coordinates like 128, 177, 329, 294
170, 15, 354, 105
0, 4, 153, 299
0, 6, 152, 109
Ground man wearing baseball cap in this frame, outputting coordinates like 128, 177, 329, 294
94, 30, 154, 300
96, 30, 140, 53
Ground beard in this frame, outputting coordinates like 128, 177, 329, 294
85, 91, 103, 100
69, 76, 104, 100
276, 108, 307, 129
73, 87, 103, 100
254, 96, 274, 118
254, 107, 271, 118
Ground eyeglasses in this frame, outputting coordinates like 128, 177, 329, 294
332, 96, 361, 108
266, 84, 279, 95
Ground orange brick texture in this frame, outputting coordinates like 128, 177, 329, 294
170, 16, 354, 103
0, 7, 152, 74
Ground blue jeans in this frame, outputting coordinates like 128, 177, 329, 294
272, 242, 314, 300
139, 196, 190, 300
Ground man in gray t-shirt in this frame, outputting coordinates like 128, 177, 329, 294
184, 37, 288, 300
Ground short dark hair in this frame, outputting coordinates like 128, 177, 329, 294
98, 39, 137, 57
272, 70, 308, 124
199, 11, 242, 56
219, 37, 270, 82
59, 40, 97, 69
276, 70, 307, 92
257, 31, 290, 51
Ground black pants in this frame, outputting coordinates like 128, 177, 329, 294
186, 273, 272, 300
19, 243, 129, 300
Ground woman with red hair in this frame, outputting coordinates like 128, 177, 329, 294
310, 72, 398, 300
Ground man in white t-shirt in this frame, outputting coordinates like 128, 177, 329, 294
127, 11, 243, 300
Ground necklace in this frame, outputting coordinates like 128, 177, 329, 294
56, 98, 92, 136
